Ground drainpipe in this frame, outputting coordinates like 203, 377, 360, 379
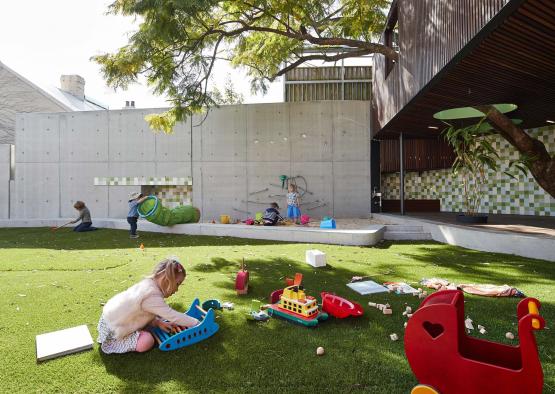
399, 132, 405, 215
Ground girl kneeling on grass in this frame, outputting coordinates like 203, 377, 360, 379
97, 259, 199, 354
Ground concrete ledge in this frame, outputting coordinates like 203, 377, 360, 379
373, 213, 554, 262
0, 218, 385, 246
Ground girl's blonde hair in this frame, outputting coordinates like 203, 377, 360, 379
73, 201, 85, 209
149, 258, 185, 297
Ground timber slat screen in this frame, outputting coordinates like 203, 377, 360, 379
372, 0, 509, 137
380, 139, 456, 173
285, 66, 372, 101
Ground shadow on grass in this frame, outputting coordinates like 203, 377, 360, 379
380, 241, 555, 288
0, 228, 292, 250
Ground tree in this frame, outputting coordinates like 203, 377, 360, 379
94, 0, 394, 132
211, 74, 244, 105
475, 106, 555, 198
442, 120, 500, 216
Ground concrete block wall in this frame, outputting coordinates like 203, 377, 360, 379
0, 144, 11, 218
12, 101, 371, 220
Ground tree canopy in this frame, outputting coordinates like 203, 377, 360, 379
94, 0, 393, 132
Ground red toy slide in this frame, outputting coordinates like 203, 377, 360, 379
405, 290, 545, 394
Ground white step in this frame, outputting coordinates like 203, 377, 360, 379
384, 231, 433, 241
384, 225, 425, 232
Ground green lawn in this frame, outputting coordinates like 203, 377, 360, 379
0, 228, 553, 393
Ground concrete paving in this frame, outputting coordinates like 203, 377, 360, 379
374, 213, 555, 262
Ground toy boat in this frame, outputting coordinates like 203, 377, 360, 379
266, 285, 328, 327
321, 292, 364, 318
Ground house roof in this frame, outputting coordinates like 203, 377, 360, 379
42, 85, 108, 111
0, 60, 107, 112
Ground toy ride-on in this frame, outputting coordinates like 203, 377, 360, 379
405, 290, 545, 394
150, 298, 219, 351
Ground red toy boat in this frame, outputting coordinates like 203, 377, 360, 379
320, 292, 364, 318
405, 290, 545, 394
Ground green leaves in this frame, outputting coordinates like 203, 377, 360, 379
442, 118, 502, 216
95, 0, 392, 132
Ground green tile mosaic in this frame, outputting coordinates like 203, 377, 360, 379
94, 176, 192, 186
381, 126, 554, 216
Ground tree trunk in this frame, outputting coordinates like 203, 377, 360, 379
475, 105, 555, 198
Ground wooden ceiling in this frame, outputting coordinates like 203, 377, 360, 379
378, 0, 555, 139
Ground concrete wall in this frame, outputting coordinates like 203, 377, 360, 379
0, 144, 10, 218
11, 101, 371, 220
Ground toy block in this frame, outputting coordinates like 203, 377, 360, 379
305, 250, 326, 268
319, 219, 336, 229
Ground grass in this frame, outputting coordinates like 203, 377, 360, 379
0, 227, 553, 393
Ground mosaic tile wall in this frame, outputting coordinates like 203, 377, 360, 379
141, 185, 193, 208
94, 176, 192, 186
94, 177, 193, 208
381, 126, 555, 216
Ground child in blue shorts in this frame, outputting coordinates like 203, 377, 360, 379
286, 184, 301, 224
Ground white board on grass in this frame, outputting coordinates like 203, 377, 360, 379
36, 325, 94, 362
347, 280, 388, 295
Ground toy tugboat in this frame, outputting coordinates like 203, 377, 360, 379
267, 284, 328, 327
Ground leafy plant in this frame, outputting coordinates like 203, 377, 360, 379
442, 118, 501, 216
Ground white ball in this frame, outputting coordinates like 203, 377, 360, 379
505, 332, 515, 340
316, 346, 325, 356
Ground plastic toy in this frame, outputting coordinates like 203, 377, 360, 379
247, 299, 270, 322
150, 298, 219, 351
202, 299, 222, 310
220, 214, 231, 224
300, 214, 310, 225
285, 272, 303, 287
266, 275, 328, 327
138, 195, 200, 226
320, 292, 364, 318
405, 290, 545, 394
320, 219, 336, 229
235, 258, 249, 295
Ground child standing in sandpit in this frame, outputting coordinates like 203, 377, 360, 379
286, 184, 301, 224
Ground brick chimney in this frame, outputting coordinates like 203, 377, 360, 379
60, 75, 85, 100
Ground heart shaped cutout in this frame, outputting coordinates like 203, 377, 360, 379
423, 321, 444, 339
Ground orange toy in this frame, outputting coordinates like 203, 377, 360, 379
405, 290, 545, 394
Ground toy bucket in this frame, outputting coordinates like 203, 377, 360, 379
220, 215, 231, 224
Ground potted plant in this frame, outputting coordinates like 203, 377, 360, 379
442, 118, 500, 223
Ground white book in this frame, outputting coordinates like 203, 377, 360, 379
36, 325, 94, 362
